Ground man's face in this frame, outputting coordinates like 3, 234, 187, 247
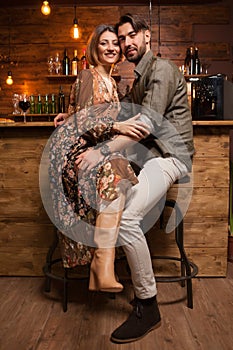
117, 22, 150, 64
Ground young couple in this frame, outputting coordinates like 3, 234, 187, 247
52, 13, 194, 344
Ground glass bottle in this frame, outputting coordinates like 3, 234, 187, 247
51, 94, 56, 114
80, 49, 89, 70
44, 94, 49, 114
58, 86, 65, 113
62, 49, 70, 75
30, 95, 35, 114
189, 46, 195, 75
194, 47, 201, 75
184, 47, 191, 75
37, 94, 42, 114
71, 49, 79, 75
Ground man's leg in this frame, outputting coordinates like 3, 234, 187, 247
111, 157, 188, 343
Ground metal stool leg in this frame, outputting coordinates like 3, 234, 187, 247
43, 229, 90, 312
44, 230, 59, 293
152, 199, 198, 309
173, 201, 194, 308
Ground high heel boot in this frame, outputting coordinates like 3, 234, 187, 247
89, 195, 124, 293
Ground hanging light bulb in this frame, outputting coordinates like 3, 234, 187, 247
71, 6, 80, 40
6, 71, 13, 85
41, 1, 51, 16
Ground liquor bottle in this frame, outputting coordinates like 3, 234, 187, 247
80, 49, 89, 70
44, 94, 49, 114
37, 94, 42, 114
71, 49, 79, 75
189, 46, 195, 75
62, 49, 70, 75
30, 95, 35, 114
58, 86, 65, 113
194, 47, 201, 75
184, 47, 191, 75
51, 94, 56, 114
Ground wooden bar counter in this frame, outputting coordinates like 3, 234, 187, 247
0, 120, 232, 277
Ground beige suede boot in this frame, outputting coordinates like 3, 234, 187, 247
89, 195, 124, 293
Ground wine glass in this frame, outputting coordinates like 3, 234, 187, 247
19, 94, 31, 123
201, 61, 211, 75
54, 52, 62, 75
12, 93, 21, 115
47, 56, 55, 75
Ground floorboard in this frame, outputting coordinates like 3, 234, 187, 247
0, 263, 233, 350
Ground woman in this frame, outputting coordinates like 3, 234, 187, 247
51, 24, 149, 293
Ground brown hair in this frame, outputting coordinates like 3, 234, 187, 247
115, 13, 150, 33
86, 24, 122, 66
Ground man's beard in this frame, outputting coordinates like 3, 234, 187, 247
125, 41, 147, 64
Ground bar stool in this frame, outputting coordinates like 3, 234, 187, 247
43, 185, 198, 311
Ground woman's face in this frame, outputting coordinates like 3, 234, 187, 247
97, 30, 121, 66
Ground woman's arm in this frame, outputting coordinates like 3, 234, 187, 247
75, 122, 149, 173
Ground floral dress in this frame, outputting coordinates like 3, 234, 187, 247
49, 68, 138, 268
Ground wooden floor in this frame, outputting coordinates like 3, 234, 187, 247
0, 263, 233, 350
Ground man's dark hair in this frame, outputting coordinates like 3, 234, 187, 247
115, 13, 150, 33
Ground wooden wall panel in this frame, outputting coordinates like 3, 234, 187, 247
0, 2, 232, 115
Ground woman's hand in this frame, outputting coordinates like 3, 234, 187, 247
75, 148, 103, 173
54, 113, 69, 127
113, 114, 150, 140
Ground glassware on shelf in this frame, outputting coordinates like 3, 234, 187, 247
47, 56, 54, 75
12, 93, 21, 114
54, 52, 62, 75
18, 94, 31, 123
201, 61, 211, 75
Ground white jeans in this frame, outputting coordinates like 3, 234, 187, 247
118, 157, 188, 299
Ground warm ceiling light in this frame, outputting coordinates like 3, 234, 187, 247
71, 6, 80, 39
41, 1, 51, 16
6, 71, 13, 85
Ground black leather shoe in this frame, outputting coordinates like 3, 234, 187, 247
110, 296, 161, 343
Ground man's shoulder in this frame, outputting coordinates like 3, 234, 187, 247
156, 56, 179, 72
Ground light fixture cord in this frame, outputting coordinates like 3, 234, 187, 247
74, 4, 77, 20
148, 0, 152, 47
157, 0, 161, 56
8, 16, 11, 59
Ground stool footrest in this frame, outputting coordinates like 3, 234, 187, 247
151, 255, 198, 282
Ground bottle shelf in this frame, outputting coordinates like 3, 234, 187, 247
8, 113, 56, 123
46, 75, 77, 82
184, 74, 212, 80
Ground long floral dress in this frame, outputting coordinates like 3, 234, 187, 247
49, 68, 138, 268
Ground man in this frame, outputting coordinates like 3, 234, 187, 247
77, 13, 194, 344
108, 13, 194, 343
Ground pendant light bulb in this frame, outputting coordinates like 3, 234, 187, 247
73, 19, 80, 39
71, 6, 80, 39
6, 71, 13, 85
41, 1, 51, 16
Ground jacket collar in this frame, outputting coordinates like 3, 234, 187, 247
134, 50, 155, 79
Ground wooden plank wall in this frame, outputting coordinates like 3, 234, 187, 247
0, 127, 55, 275
0, 1, 232, 114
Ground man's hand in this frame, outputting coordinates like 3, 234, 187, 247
113, 114, 150, 140
54, 113, 69, 127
